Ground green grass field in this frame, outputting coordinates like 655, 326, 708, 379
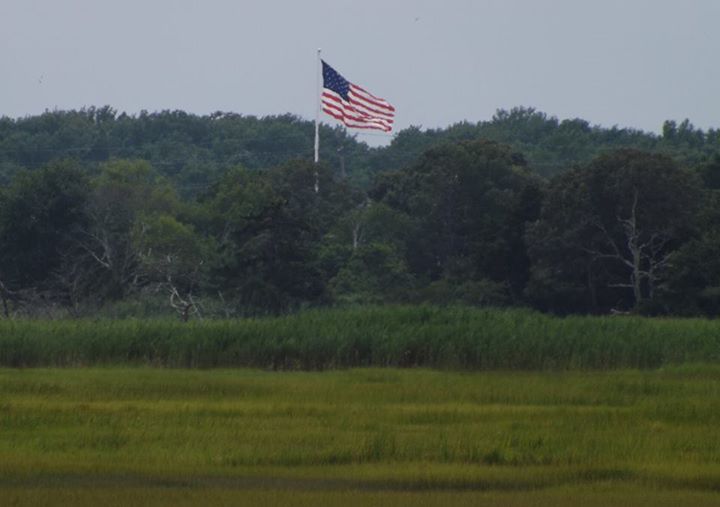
2, 366, 720, 506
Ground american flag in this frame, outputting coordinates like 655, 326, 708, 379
321, 60, 395, 132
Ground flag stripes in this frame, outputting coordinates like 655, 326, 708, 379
321, 61, 395, 132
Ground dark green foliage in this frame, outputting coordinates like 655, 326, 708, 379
318, 201, 417, 303
2, 106, 719, 191
662, 232, 720, 316
0, 109, 369, 193
82, 160, 183, 301
2, 107, 720, 317
367, 107, 719, 179
329, 242, 414, 304
373, 140, 542, 302
696, 154, 720, 190
0, 161, 90, 289
408, 278, 511, 307
205, 160, 359, 312
527, 150, 702, 314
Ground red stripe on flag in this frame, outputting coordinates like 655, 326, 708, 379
324, 107, 391, 130
348, 97, 395, 121
322, 104, 391, 131
322, 108, 390, 131
322, 92, 392, 130
350, 85, 396, 112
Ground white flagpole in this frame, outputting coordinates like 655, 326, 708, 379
314, 48, 321, 193
314, 48, 321, 164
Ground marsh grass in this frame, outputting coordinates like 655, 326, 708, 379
1, 367, 720, 505
1, 306, 720, 369
4, 485, 720, 507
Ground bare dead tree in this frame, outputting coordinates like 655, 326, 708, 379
0, 280, 43, 318
1, 285, 63, 319
77, 225, 143, 295
78, 186, 152, 299
350, 198, 371, 251
585, 188, 676, 310
217, 290, 232, 318
140, 244, 206, 322
352, 222, 362, 250
0, 279, 16, 318
54, 249, 96, 317
168, 282, 199, 322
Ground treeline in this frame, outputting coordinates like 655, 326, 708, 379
1, 107, 720, 318
2, 106, 719, 187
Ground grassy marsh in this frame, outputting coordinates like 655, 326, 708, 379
1, 366, 719, 505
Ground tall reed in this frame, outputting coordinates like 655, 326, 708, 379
0, 306, 718, 369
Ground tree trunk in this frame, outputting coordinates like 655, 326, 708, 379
0, 280, 12, 318
1, 293, 8, 318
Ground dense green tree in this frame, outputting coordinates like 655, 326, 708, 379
662, 233, 720, 315
697, 154, 720, 190
527, 150, 702, 313
0, 161, 90, 292
659, 160, 720, 316
0, 109, 371, 192
320, 202, 416, 303
524, 171, 600, 314
133, 213, 214, 320
328, 242, 414, 304
372, 139, 542, 303
1, 107, 720, 317
81, 160, 181, 300
205, 160, 357, 313
3, 106, 719, 194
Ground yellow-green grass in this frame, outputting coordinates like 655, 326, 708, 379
1, 366, 720, 505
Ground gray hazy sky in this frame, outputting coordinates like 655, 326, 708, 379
1, 0, 718, 145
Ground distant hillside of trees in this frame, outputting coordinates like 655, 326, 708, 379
2, 106, 720, 319
372, 108, 720, 178
0, 107, 373, 194
2, 106, 719, 188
